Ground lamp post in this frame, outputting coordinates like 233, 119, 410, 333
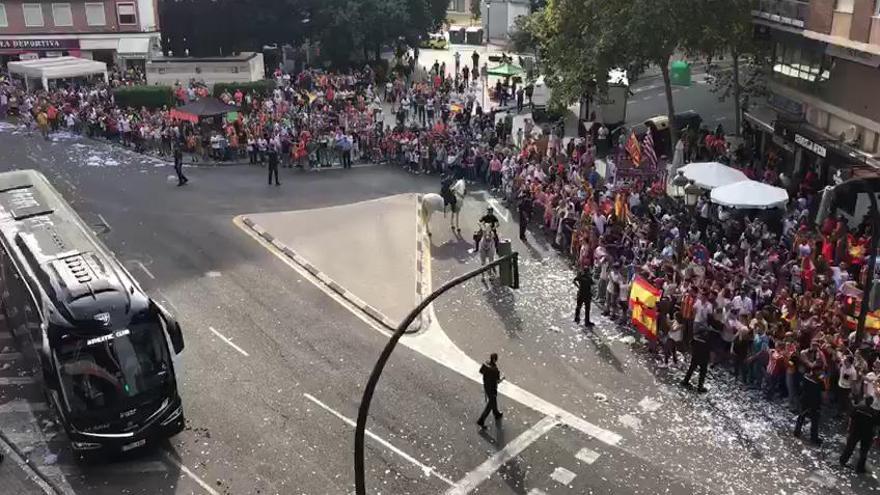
684, 181, 702, 208
671, 170, 689, 199
485, 1, 491, 46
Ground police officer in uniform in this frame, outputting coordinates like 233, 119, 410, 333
477, 353, 504, 429
573, 269, 594, 327
267, 148, 280, 186
794, 367, 824, 445
841, 396, 879, 472
681, 323, 710, 393
517, 191, 532, 241
173, 144, 188, 186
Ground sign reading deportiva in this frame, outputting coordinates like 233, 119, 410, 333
794, 133, 827, 158
0, 39, 80, 50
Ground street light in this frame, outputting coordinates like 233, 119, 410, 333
671, 170, 689, 199
485, 1, 491, 45
684, 181, 702, 207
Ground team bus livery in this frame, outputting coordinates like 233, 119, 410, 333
0, 170, 185, 454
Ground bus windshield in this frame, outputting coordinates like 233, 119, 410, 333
56, 311, 171, 415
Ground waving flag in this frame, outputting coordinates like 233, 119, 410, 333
630, 276, 661, 341
625, 130, 642, 166
643, 130, 658, 168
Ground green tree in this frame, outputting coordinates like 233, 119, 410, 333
531, 0, 723, 154
697, 0, 767, 136
470, 0, 481, 20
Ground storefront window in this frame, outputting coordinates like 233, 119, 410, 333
773, 42, 831, 83
0, 4, 8, 28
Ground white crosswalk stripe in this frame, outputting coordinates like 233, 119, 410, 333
550, 466, 577, 485
575, 447, 601, 465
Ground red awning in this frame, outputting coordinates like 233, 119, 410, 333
169, 108, 199, 124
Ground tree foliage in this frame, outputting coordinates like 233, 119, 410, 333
529, 0, 755, 152
158, 0, 448, 66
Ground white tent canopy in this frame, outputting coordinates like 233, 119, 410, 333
679, 161, 749, 190
7, 57, 108, 90
710, 180, 789, 210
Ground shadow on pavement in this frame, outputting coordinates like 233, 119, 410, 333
430, 237, 474, 263
584, 329, 626, 374
484, 284, 525, 339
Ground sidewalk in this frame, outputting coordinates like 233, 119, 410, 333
0, 441, 54, 495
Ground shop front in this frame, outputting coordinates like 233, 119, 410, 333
0, 35, 157, 69
0, 39, 82, 67
775, 121, 867, 191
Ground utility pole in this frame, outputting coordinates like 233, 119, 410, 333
354, 251, 519, 495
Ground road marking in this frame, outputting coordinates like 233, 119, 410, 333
486, 197, 509, 222
640, 96, 653, 101
527, 490, 548, 495
207, 326, 250, 357
550, 466, 577, 485
445, 415, 559, 495
134, 261, 156, 280
97, 214, 111, 233
303, 392, 454, 486
161, 450, 222, 495
234, 216, 624, 447
204, 271, 222, 278
0, 401, 49, 413
575, 447, 600, 465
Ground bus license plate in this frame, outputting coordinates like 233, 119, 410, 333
122, 439, 146, 452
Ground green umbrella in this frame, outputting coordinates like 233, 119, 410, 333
487, 63, 524, 78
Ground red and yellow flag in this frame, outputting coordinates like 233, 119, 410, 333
630, 276, 662, 341
625, 130, 642, 166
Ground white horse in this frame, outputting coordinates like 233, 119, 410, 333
445, 178, 466, 233
478, 226, 497, 278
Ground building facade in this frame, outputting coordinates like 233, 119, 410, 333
0, 0, 160, 68
748, 0, 880, 184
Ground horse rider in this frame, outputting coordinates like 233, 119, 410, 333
441, 174, 457, 212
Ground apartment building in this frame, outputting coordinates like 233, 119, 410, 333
748, 0, 880, 183
0, 0, 160, 68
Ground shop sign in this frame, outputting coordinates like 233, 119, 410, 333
0, 39, 80, 51
794, 133, 827, 158
826, 44, 880, 69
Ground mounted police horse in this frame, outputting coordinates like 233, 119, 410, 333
421, 178, 466, 236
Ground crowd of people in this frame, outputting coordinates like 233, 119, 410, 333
3, 51, 880, 471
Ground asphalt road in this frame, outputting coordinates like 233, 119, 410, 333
0, 126, 705, 495
0, 72, 787, 495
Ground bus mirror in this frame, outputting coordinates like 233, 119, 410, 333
168, 320, 184, 355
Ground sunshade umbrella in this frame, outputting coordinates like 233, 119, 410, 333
710, 180, 789, 209
679, 161, 748, 190
487, 63, 523, 78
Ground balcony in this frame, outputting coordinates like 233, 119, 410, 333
752, 0, 810, 29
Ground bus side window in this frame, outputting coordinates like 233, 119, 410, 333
0, 249, 39, 364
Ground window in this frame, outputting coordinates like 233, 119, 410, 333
116, 2, 137, 25
22, 3, 44, 27
52, 3, 73, 26
772, 42, 831, 83
85, 2, 106, 26
0, 4, 7, 28
835, 0, 854, 13
875, 0, 880, 16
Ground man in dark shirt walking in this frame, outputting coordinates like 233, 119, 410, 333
518, 191, 532, 241
477, 353, 504, 428
841, 396, 879, 472
173, 144, 188, 186
267, 148, 280, 186
573, 269, 594, 326
794, 367, 824, 445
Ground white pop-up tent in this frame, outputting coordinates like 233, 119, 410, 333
7, 57, 108, 90
679, 161, 749, 190
710, 180, 789, 210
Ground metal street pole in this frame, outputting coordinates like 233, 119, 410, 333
354, 252, 518, 495
856, 195, 879, 347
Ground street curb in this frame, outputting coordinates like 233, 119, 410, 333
0, 429, 63, 495
414, 195, 431, 333
239, 216, 406, 333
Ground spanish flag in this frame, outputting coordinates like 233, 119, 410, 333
625, 130, 642, 166
844, 311, 880, 332
630, 276, 662, 341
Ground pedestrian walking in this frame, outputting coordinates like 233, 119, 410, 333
173, 145, 188, 186
681, 323, 711, 393
471, 51, 479, 75
477, 353, 504, 429
267, 148, 280, 186
840, 396, 879, 473
573, 269, 594, 327
518, 191, 532, 241
794, 367, 824, 445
